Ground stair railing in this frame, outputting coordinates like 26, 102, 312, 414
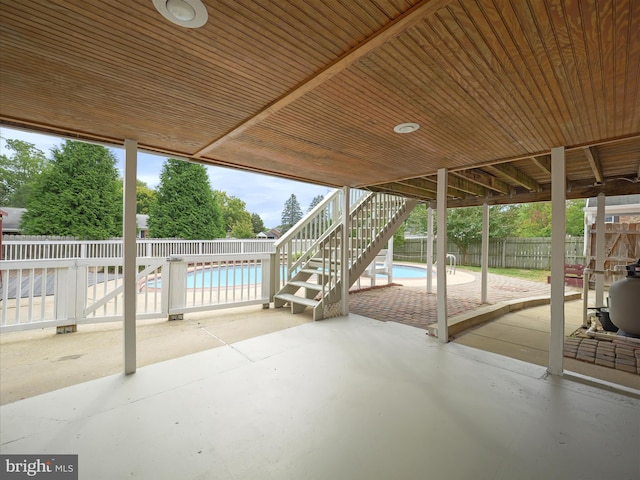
270, 189, 411, 303
348, 193, 412, 282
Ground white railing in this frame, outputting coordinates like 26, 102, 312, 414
270, 189, 371, 294
347, 192, 416, 282
1, 238, 276, 261
1, 253, 271, 332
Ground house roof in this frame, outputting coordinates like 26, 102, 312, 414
586, 195, 640, 209
1, 0, 639, 207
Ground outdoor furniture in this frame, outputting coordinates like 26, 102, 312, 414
547, 263, 584, 288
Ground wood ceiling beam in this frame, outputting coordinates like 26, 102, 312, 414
583, 146, 604, 184
531, 155, 551, 176
446, 173, 488, 197
400, 177, 468, 198
451, 169, 509, 194
483, 163, 541, 192
193, 0, 452, 158
370, 183, 435, 200
447, 176, 640, 208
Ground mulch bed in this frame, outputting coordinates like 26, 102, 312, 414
564, 329, 640, 375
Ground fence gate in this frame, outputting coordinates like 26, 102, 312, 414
587, 223, 640, 284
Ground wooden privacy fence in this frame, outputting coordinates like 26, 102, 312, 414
395, 237, 585, 270
586, 222, 640, 284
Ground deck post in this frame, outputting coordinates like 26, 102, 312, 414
341, 186, 350, 316
123, 139, 138, 375
549, 146, 566, 376
595, 193, 606, 307
481, 201, 489, 304
426, 204, 434, 294
437, 169, 448, 342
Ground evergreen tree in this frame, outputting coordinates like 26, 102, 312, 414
307, 195, 324, 212
280, 194, 303, 233
0, 138, 47, 207
148, 158, 224, 239
251, 213, 265, 235
20, 140, 121, 239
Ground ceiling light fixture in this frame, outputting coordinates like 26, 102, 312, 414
152, 0, 208, 28
394, 122, 420, 134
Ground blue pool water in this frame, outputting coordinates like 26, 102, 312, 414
147, 264, 427, 288
382, 264, 427, 279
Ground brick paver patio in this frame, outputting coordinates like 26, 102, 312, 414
349, 269, 553, 330
350, 269, 640, 377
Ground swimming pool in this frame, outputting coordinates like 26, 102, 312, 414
382, 264, 428, 279
146, 263, 428, 289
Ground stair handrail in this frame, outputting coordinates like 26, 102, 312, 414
274, 189, 341, 250
271, 189, 373, 295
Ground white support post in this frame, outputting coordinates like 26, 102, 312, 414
341, 186, 350, 316
549, 146, 566, 376
595, 193, 606, 307
123, 139, 138, 375
437, 169, 448, 342
426, 204, 434, 294
481, 201, 489, 304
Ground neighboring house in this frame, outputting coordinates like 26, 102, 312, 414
257, 228, 281, 239
583, 195, 640, 273
0, 207, 23, 235
136, 214, 149, 238
584, 194, 640, 225
1, 207, 150, 238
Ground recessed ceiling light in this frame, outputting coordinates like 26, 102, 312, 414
394, 122, 420, 134
153, 0, 208, 28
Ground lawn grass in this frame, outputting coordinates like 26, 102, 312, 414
459, 265, 550, 283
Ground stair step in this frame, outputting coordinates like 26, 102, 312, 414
301, 268, 340, 277
289, 280, 324, 291
274, 293, 320, 308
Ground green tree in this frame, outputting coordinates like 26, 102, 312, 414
566, 199, 586, 236
215, 191, 254, 238
281, 194, 303, 233
0, 138, 47, 207
20, 140, 121, 239
251, 213, 265, 234
405, 203, 429, 235
148, 158, 224, 239
307, 195, 324, 212
116, 179, 157, 214
136, 180, 157, 215
445, 205, 519, 264
515, 200, 585, 237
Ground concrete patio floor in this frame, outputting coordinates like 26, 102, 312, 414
1, 313, 638, 480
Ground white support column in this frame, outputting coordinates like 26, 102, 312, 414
426, 205, 434, 294
595, 193, 606, 307
549, 146, 566, 376
481, 202, 489, 304
437, 169, 448, 342
341, 186, 350, 316
123, 139, 138, 375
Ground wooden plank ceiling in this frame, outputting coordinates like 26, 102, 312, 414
1, 0, 639, 207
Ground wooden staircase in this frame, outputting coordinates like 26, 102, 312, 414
272, 189, 417, 320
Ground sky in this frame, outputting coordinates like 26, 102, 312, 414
0, 126, 331, 228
